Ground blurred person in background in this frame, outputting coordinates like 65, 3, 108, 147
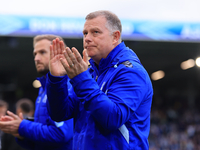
0, 100, 8, 118
0, 34, 73, 150
47, 10, 153, 150
15, 98, 34, 120
0, 99, 8, 149
1, 98, 34, 150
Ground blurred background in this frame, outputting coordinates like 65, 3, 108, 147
1, 0, 200, 149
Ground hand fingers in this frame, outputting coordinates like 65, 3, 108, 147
56, 38, 61, 54
72, 47, 82, 63
1, 115, 14, 121
66, 47, 80, 66
83, 49, 89, 64
1, 126, 18, 134
60, 41, 65, 54
0, 119, 20, 135
60, 58, 69, 71
7, 111, 19, 120
52, 39, 57, 56
0, 121, 10, 127
50, 45, 54, 60
63, 47, 74, 68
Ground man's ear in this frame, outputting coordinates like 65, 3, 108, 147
112, 30, 121, 44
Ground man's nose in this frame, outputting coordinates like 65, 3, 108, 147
34, 54, 40, 61
84, 33, 92, 43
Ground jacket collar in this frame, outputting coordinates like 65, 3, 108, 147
89, 42, 141, 75
89, 42, 126, 74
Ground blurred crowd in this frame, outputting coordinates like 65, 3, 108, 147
149, 100, 200, 150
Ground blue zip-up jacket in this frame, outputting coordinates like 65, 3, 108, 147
46, 42, 153, 150
16, 75, 73, 150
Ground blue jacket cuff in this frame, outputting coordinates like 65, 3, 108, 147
48, 72, 67, 83
70, 70, 91, 87
18, 119, 30, 137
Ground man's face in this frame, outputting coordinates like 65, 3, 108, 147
33, 39, 51, 75
83, 16, 116, 64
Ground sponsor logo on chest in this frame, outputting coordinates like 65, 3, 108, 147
37, 94, 47, 103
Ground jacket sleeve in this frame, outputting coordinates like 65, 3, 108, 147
17, 118, 73, 147
46, 73, 79, 122
70, 62, 153, 130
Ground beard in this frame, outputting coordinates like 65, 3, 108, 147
36, 66, 49, 76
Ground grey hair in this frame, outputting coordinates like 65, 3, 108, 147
85, 10, 122, 42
